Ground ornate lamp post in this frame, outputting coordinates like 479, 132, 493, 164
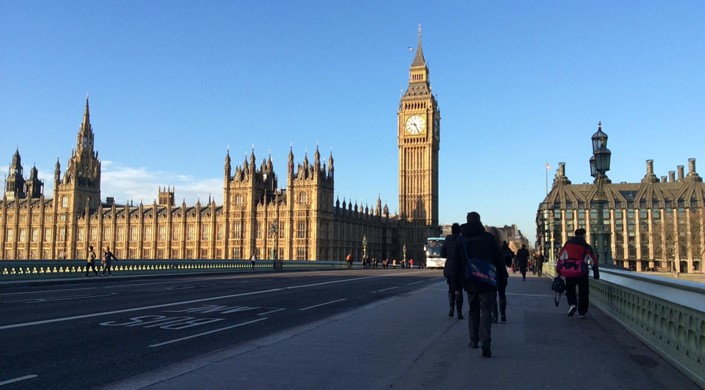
402, 243, 407, 262
362, 234, 368, 259
269, 221, 279, 260
590, 122, 612, 266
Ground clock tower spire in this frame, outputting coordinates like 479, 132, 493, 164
397, 25, 440, 259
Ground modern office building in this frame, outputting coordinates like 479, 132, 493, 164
0, 29, 441, 262
536, 132, 704, 273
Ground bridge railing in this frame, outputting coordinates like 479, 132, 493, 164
544, 262, 705, 387
0, 259, 355, 280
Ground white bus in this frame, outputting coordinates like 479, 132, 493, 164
424, 237, 446, 269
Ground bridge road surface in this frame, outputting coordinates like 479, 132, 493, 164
107, 273, 698, 390
2, 272, 698, 390
0, 270, 439, 389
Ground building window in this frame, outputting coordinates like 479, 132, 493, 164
77, 227, 84, 242
145, 226, 153, 241
296, 220, 307, 238
187, 225, 195, 241
216, 224, 224, 240
90, 227, 98, 242
201, 226, 209, 240
31, 228, 39, 243
158, 226, 166, 240
232, 222, 242, 239
44, 228, 52, 242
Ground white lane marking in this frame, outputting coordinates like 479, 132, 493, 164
0, 287, 97, 297
148, 318, 268, 348
299, 299, 347, 311
375, 287, 398, 293
0, 288, 282, 330
5, 293, 116, 304
407, 280, 425, 285
0, 274, 397, 330
258, 308, 285, 316
0, 374, 38, 386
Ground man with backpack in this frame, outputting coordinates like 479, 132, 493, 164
459, 211, 505, 358
556, 228, 599, 318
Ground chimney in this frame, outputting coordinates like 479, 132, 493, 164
677, 165, 684, 181
669, 171, 676, 182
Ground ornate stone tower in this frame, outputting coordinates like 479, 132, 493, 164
54, 97, 102, 214
398, 26, 440, 259
4, 149, 26, 201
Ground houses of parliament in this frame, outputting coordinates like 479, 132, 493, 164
0, 31, 440, 262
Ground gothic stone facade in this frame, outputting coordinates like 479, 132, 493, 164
537, 158, 705, 273
1, 30, 440, 262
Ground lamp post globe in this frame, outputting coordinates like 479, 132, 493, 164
590, 122, 612, 267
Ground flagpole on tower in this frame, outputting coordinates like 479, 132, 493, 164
545, 161, 551, 195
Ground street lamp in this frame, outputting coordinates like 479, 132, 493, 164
402, 243, 407, 262
362, 234, 367, 259
590, 122, 612, 266
269, 221, 279, 260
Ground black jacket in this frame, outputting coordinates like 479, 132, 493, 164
460, 221, 506, 292
441, 233, 465, 291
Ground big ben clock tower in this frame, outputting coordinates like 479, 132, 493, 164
398, 25, 440, 260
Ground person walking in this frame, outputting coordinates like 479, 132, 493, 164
345, 253, 353, 269
556, 228, 599, 318
535, 251, 545, 278
85, 245, 98, 277
516, 244, 530, 281
251, 253, 257, 270
101, 247, 117, 276
441, 223, 464, 319
459, 211, 504, 358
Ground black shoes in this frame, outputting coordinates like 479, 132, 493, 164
448, 307, 454, 317
457, 311, 464, 320
482, 345, 492, 358
501, 313, 507, 322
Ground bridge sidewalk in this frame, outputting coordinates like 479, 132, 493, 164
106, 273, 698, 390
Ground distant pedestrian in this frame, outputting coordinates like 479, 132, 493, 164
535, 252, 545, 277
516, 244, 530, 281
556, 228, 599, 318
101, 247, 117, 276
492, 238, 511, 322
441, 223, 464, 319
346, 253, 353, 269
251, 253, 257, 270
409, 258, 414, 269
459, 211, 504, 358
85, 245, 98, 277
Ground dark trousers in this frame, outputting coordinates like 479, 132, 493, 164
565, 276, 590, 315
102, 263, 112, 275
493, 284, 507, 318
447, 278, 463, 313
85, 262, 98, 276
519, 264, 527, 279
467, 290, 496, 346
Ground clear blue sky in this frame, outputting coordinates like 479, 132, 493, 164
2, 1, 704, 245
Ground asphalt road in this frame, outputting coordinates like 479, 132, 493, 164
0, 269, 442, 389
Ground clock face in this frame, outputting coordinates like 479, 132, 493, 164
405, 115, 425, 135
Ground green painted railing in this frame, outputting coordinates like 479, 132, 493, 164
0, 259, 356, 280
543, 261, 705, 387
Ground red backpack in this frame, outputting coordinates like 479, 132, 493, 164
556, 242, 590, 278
